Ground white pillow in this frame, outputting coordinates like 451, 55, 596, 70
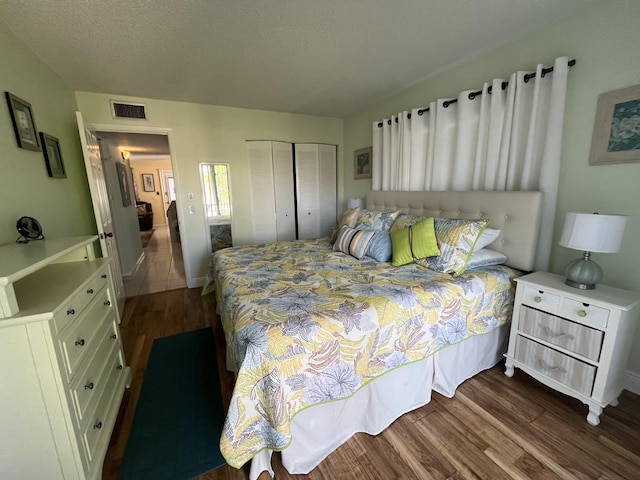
474, 228, 501, 251
466, 249, 507, 269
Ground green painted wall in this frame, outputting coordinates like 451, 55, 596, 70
0, 23, 95, 246
75, 92, 343, 286
343, 0, 640, 379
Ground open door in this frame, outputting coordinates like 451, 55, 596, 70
76, 112, 126, 318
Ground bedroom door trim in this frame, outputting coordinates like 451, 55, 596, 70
84, 123, 193, 288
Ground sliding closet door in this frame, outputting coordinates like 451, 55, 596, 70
272, 142, 296, 241
247, 141, 278, 243
247, 141, 296, 243
294, 143, 337, 239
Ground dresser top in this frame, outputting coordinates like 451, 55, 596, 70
516, 271, 640, 310
0, 236, 98, 285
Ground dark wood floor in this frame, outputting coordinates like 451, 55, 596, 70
103, 287, 640, 480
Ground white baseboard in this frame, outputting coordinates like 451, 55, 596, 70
623, 369, 640, 395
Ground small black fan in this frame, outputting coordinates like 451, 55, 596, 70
16, 216, 44, 243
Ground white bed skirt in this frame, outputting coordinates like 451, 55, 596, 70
248, 323, 509, 479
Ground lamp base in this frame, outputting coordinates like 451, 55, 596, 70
564, 251, 602, 290
565, 278, 596, 290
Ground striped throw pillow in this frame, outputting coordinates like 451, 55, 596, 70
333, 225, 376, 260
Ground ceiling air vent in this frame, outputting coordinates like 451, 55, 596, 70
110, 101, 148, 120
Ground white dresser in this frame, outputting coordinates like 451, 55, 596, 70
505, 271, 640, 425
0, 236, 131, 480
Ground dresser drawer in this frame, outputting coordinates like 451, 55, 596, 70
53, 270, 109, 334
80, 347, 125, 470
522, 285, 560, 313
69, 318, 119, 429
59, 287, 114, 380
515, 336, 596, 396
560, 298, 609, 330
519, 306, 604, 361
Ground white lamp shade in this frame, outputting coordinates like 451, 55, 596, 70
559, 212, 628, 253
347, 197, 364, 210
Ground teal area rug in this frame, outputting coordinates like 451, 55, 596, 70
119, 328, 226, 480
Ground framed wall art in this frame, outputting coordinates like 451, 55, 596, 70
142, 173, 155, 192
354, 146, 372, 179
5, 92, 41, 151
39, 132, 66, 178
590, 84, 640, 165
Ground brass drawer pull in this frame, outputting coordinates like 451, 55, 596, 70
577, 310, 587, 317
533, 296, 542, 303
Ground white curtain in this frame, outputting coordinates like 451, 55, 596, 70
372, 56, 571, 270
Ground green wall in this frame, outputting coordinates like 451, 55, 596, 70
0, 22, 95, 246
342, 0, 640, 382
75, 92, 343, 287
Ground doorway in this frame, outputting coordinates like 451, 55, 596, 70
95, 129, 187, 296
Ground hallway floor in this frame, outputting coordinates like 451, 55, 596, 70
123, 225, 187, 297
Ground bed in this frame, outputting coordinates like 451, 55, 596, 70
203, 190, 543, 479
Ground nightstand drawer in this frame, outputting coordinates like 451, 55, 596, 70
520, 306, 604, 361
515, 336, 596, 396
522, 286, 560, 313
560, 298, 609, 329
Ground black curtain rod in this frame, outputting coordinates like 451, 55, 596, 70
378, 59, 576, 127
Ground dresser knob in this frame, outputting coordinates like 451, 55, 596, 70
75, 339, 85, 346
84, 382, 94, 390
110, 334, 117, 340
93, 421, 103, 430
101, 274, 107, 279
67, 309, 75, 315
104, 300, 111, 306
87, 288, 94, 294
117, 364, 123, 370
533, 296, 542, 303
577, 310, 587, 317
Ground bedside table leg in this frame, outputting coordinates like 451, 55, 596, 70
587, 405, 602, 426
504, 362, 514, 378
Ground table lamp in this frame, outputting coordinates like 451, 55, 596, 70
347, 198, 364, 210
559, 212, 628, 290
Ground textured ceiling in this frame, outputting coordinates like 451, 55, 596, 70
1, 0, 592, 118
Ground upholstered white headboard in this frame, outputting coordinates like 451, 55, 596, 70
366, 190, 543, 272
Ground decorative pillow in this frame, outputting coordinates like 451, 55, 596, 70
465, 249, 507, 270
330, 207, 360, 243
333, 225, 376, 260
390, 217, 440, 266
419, 218, 489, 275
356, 209, 401, 231
389, 213, 426, 232
474, 228, 501, 251
356, 226, 392, 262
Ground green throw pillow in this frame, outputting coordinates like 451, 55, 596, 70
390, 218, 440, 266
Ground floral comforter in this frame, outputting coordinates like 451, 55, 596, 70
204, 238, 518, 468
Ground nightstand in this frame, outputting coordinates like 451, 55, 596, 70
505, 271, 640, 425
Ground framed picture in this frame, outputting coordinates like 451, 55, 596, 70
116, 162, 132, 206
5, 92, 41, 151
590, 84, 640, 165
39, 133, 66, 178
142, 173, 155, 191
354, 146, 372, 179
